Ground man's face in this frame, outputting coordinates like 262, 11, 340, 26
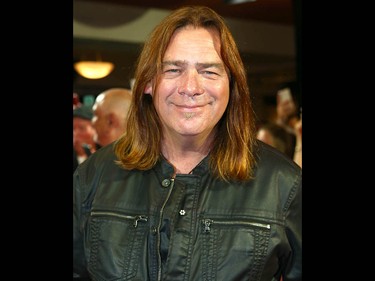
146, 26, 230, 139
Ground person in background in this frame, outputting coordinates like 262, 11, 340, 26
275, 87, 302, 167
256, 121, 295, 159
73, 105, 99, 172
292, 116, 302, 167
91, 88, 132, 147
74, 6, 302, 281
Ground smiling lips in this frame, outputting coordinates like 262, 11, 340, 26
175, 100, 209, 109
175, 104, 202, 118
174, 100, 211, 120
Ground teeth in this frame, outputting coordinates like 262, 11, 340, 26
184, 112, 194, 119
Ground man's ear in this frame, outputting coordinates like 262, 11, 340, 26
107, 113, 118, 127
144, 82, 153, 96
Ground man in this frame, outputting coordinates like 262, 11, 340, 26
91, 88, 132, 147
73, 105, 98, 172
74, 6, 302, 280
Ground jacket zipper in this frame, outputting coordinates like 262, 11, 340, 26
157, 178, 175, 281
202, 218, 270, 233
90, 211, 148, 228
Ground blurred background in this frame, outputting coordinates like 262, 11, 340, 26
73, 0, 301, 122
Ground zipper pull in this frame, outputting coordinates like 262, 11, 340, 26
133, 215, 148, 228
202, 219, 213, 233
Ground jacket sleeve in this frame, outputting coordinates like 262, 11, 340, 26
73, 168, 90, 279
283, 173, 302, 281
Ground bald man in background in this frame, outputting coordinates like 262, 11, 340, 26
92, 88, 132, 147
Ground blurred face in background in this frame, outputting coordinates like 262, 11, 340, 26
91, 101, 108, 146
73, 117, 97, 150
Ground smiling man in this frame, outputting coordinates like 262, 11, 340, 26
73, 6, 302, 281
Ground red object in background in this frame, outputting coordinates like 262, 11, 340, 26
73, 93, 81, 109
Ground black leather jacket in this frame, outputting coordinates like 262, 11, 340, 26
73, 141, 302, 281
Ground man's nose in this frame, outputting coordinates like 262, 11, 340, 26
177, 70, 204, 97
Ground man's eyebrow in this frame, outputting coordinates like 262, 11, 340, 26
196, 62, 225, 70
162, 60, 225, 70
162, 60, 186, 67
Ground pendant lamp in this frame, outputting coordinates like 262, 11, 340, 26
74, 61, 114, 79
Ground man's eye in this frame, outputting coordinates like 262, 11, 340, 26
164, 69, 180, 73
201, 70, 220, 77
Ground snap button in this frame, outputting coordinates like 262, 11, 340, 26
151, 226, 157, 235
161, 179, 171, 187
179, 210, 186, 216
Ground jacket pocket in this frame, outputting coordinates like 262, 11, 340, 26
87, 211, 148, 281
200, 218, 271, 281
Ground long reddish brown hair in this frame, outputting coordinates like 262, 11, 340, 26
114, 5, 257, 181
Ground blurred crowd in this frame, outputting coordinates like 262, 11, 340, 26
74, 85, 302, 171
256, 87, 302, 168
73, 88, 132, 172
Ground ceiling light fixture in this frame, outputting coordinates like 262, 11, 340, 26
74, 61, 114, 79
